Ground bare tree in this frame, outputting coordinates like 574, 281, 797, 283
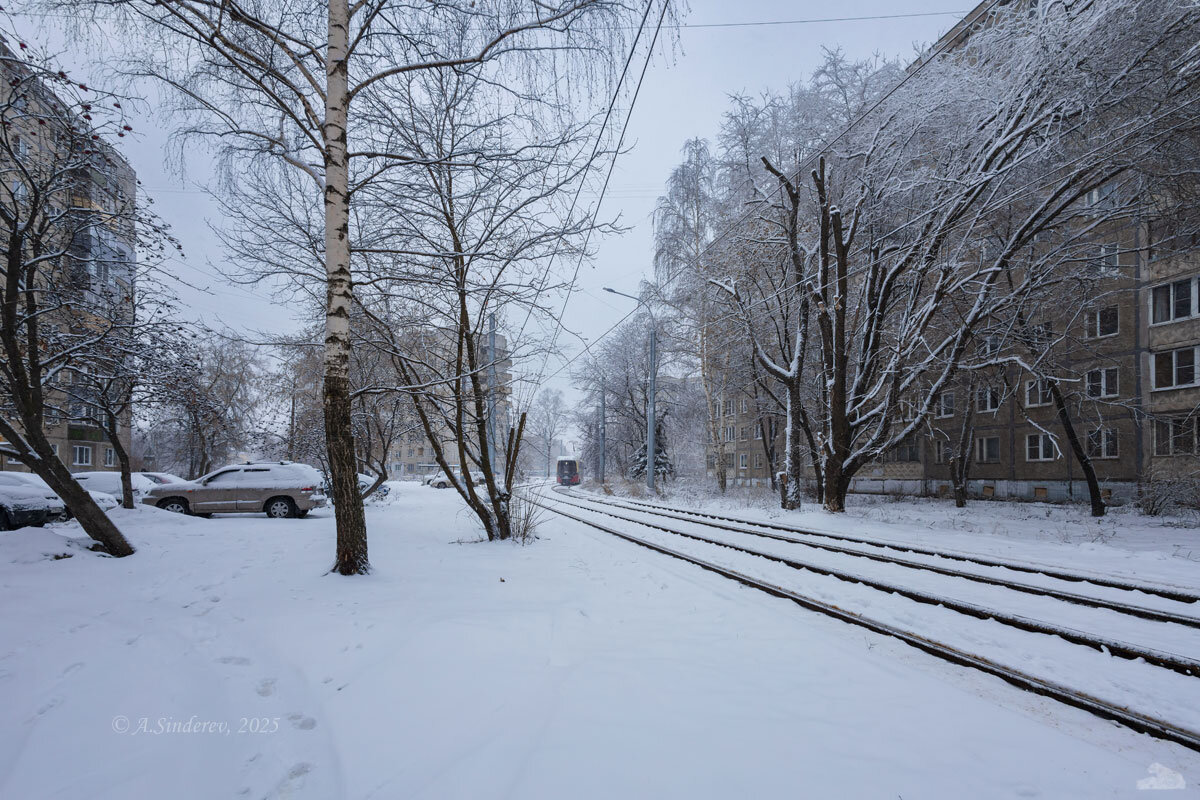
714, 2, 1200, 511
0, 29, 169, 554
65, 0, 644, 571
529, 389, 568, 479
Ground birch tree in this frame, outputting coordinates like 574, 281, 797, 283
65, 0, 642, 571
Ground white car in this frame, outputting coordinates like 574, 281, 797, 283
72, 471, 156, 501
427, 470, 462, 489
0, 472, 119, 519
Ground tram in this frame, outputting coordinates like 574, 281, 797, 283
556, 457, 581, 486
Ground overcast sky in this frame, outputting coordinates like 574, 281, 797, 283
20, 1, 966, 437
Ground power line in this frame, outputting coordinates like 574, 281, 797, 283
530, 0, 1003, 393
523, 0, 671, 398
679, 11, 966, 30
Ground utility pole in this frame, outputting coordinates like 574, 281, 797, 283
646, 324, 657, 491
598, 384, 606, 484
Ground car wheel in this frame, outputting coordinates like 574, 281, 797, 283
157, 497, 190, 515
265, 497, 298, 519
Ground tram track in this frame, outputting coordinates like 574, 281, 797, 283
522, 485, 1200, 753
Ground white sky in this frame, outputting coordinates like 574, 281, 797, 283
20, 1, 966, 425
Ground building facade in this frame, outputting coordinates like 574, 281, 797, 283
0, 43, 136, 474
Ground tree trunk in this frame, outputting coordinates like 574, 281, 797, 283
324, 0, 370, 575
105, 412, 135, 509
1049, 381, 1106, 517
951, 460, 968, 508
1, 422, 134, 556
822, 461, 848, 512
782, 381, 805, 510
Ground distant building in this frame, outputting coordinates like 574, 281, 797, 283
387, 331, 512, 479
0, 43, 136, 474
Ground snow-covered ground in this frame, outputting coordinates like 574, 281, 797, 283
1, 481, 1198, 798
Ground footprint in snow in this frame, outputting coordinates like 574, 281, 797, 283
61, 662, 84, 677
286, 713, 317, 730
256, 678, 276, 697
216, 656, 251, 666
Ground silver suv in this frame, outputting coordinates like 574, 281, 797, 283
143, 462, 328, 518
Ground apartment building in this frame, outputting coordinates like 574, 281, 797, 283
705, 1, 1200, 502
0, 43, 136, 475
386, 331, 513, 479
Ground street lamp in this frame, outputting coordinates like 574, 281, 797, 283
604, 286, 657, 491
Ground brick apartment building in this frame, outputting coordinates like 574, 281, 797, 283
707, 1, 1199, 503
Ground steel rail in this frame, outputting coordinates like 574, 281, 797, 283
523, 490, 1200, 754
533, 489, 1200, 676
586, 492, 1200, 604
552, 490, 1200, 630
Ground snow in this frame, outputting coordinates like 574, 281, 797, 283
1, 481, 1199, 798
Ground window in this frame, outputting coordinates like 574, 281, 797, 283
1152, 346, 1198, 390
1151, 277, 1197, 324
724, 400, 734, 415
712, 401, 720, 419
1084, 183, 1113, 208
1026, 324, 1053, 349
1026, 379, 1053, 408
723, 453, 734, 467
934, 441, 954, 465
1086, 367, 1118, 398
936, 391, 955, 419
1154, 418, 1199, 456
741, 398, 748, 414
754, 426, 763, 440
975, 436, 1001, 463
976, 386, 1001, 413
981, 334, 1002, 356
723, 425, 735, 442
739, 427, 748, 440
407, 448, 414, 458
884, 437, 920, 463
739, 453, 748, 469
72, 445, 92, 466
104, 447, 115, 467
1026, 433, 1057, 461
1084, 306, 1118, 338
1087, 429, 1119, 460
205, 470, 241, 484
754, 454, 763, 469
1091, 243, 1120, 275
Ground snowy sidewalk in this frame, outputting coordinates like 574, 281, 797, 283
0, 482, 1197, 799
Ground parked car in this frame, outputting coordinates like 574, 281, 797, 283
138, 472, 187, 485
72, 471, 157, 502
427, 470, 462, 489
0, 472, 118, 519
142, 462, 328, 519
357, 473, 390, 498
0, 484, 55, 530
